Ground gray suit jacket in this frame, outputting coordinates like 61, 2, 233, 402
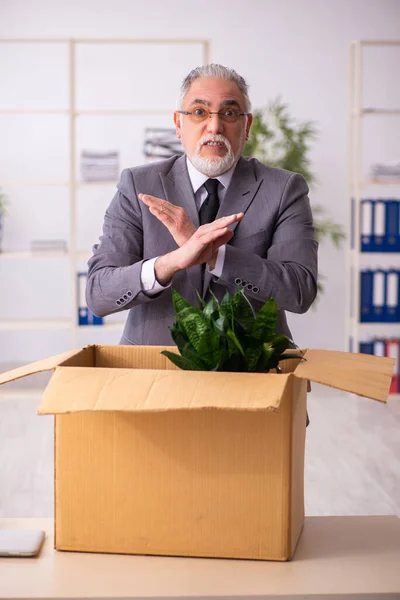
86, 155, 318, 346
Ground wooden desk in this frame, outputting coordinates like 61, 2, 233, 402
0, 516, 399, 599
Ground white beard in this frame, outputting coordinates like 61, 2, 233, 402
189, 134, 237, 177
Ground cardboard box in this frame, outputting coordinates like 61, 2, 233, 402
0, 345, 394, 561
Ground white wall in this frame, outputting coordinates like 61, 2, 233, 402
0, 0, 399, 362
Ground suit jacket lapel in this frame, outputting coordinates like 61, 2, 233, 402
159, 155, 199, 226
159, 156, 202, 293
202, 158, 264, 294
217, 157, 263, 231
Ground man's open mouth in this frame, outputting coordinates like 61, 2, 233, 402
203, 141, 226, 147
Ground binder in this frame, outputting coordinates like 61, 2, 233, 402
372, 200, 385, 250
360, 199, 373, 252
384, 200, 399, 251
372, 269, 386, 321
359, 341, 374, 355
78, 272, 89, 326
77, 272, 103, 326
360, 269, 374, 322
385, 270, 400, 322
373, 339, 385, 356
385, 339, 399, 394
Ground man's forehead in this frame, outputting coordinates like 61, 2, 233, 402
184, 76, 244, 105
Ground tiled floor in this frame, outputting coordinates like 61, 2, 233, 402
0, 381, 399, 518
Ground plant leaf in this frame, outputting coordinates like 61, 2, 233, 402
161, 350, 204, 371
252, 298, 278, 341
233, 289, 255, 333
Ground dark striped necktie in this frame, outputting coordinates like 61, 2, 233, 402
199, 178, 220, 225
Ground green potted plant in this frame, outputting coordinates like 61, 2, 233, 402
243, 99, 346, 296
162, 288, 302, 372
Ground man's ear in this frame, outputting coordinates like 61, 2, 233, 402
174, 112, 182, 139
245, 113, 253, 140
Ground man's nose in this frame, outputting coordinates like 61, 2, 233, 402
206, 113, 224, 134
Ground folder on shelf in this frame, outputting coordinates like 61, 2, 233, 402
360, 199, 373, 252
360, 269, 374, 322
384, 200, 399, 251
385, 270, 400, 322
77, 272, 103, 326
359, 341, 374, 355
373, 339, 386, 356
372, 269, 386, 321
385, 339, 399, 394
372, 200, 385, 250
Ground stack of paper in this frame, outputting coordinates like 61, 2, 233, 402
81, 150, 119, 182
143, 128, 183, 162
370, 159, 400, 181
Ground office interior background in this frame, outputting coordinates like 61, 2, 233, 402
0, 0, 399, 518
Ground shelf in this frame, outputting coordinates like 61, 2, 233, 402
350, 249, 400, 257
76, 181, 118, 187
0, 251, 95, 259
0, 319, 72, 331
350, 319, 400, 330
75, 109, 170, 116
360, 108, 400, 115
0, 109, 69, 115
0, 250, 69, 259
0, 180, 70, 187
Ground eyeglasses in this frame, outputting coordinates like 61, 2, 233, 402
176, 106, 250, 124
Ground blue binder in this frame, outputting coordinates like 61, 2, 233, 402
360, 199, 373, 252
384, 200, 399, 252
77, 272, 103, 326
359, 341, 374, 354
360, 269, 374, 322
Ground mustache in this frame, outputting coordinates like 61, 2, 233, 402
197, 134, 232, 151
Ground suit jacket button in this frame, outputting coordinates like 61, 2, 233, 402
235, 278, 242, 285
246, 283, 253, 291
253, 286, 260, 293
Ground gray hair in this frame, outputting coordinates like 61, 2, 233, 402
179, 64, 252, 112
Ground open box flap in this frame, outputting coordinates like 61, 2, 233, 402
294, 349, 395, 402
0, 348, 87, 386
37, 366, 292, 414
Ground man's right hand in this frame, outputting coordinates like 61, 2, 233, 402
154, 213, 243, 286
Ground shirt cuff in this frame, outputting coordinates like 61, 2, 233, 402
141, 257, 171, 296
208, 245, 226, 279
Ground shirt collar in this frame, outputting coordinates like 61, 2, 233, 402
186, 156, 237, 194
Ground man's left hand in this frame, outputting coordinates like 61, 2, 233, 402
138, 194, 196, 247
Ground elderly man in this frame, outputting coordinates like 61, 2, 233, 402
86, 64, 318, 347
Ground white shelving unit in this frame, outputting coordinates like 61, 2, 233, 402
0, 37, 209, 360
347, 40, 400, 397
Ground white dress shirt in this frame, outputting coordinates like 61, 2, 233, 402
140, 158, 236, 295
